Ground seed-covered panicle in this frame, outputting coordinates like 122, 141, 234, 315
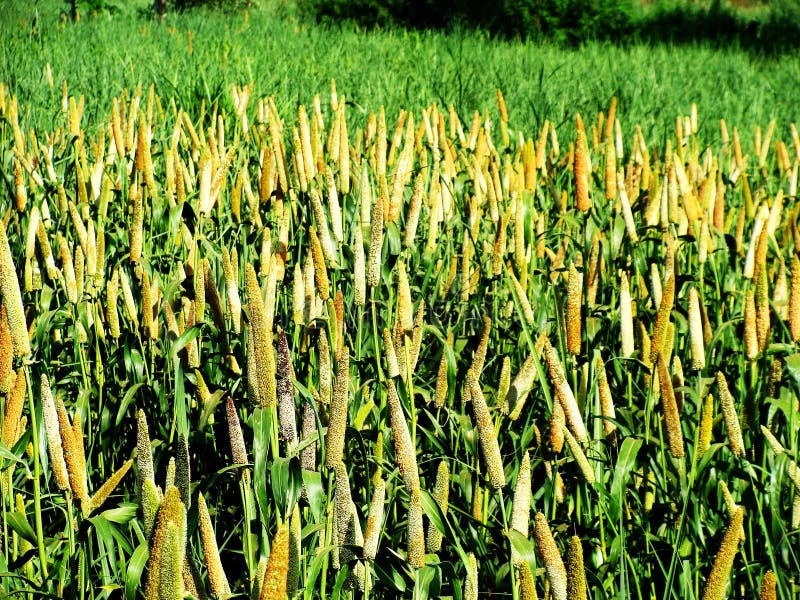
434, 335, 451, 409
277, 329, 298, 446
90, 459, 133, 512
363, 477, 386, 561
509, 352, 538, 421
41, 374, 69, 492
468, 370, 505, 489
197, 492, 231, 597
759, 570, 776, 600
700, 507, 744, 600
743, 290, 758, 360
566, 263, 582, 355
407, 489, 425, 568
0, 221, 31, 358
382, 328, 400, 378
518, 559, 538, 600
619, 271, 635, 358
260, 523, 289, 600
0, 304, 12, 393
596, 355, 616, 438
470, 315, 491, 377
565, 536, 587, 600
657, 353, 685, 459
697, 394, 714, 459
534, 512, 567, 600
175, 433, 191, 508
543, 339, 588, 444
226, 397, 249, 468
790, 254, 800, 342
367, 192, 384, 288
464, 552, 478, 600
426, 460, 450, 553
688, 287, 705, 370
650, 272, 675, 365
2, 368, 25, 452
574, 113, 591, 212
716, 372, 745, 458
510, 452, 531, 565
325, 349, 349, 469
386, 378, 420, 492
136, 409, 154, 491
246, 264, 275, 408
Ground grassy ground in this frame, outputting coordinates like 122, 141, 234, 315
1, 1, 799, 143
1, 2, 800, 599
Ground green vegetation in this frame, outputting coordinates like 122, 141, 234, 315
1, 1, 799, 598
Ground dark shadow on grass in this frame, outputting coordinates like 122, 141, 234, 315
297, 0, 800, 55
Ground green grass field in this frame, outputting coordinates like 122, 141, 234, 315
1, 1, 799, 599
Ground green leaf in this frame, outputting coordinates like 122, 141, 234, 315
302, 469, 325, 523
115, 382, 145, 427
125, 542, 149, 600
304, 544, 336, 600
169, 325, 202, 359
420, 490, 470, 572
270, 455, 302, 519
199, 389, 225, 431
252, 407, 272, 524
6, 512, 36, 545
609, 437, 643, 522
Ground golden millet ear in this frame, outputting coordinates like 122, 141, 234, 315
700, 507, 744, 600
565, 536, 587, 600
325, 350, 349, 469
468, 370, 505, 489
759, 569, 776, 600
533, 512, 567, 600
0, 221, 30, 359
197, 492, 231, 597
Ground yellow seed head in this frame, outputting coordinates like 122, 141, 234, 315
510, 452, 531, 565
700, 507, 744, 600
464, 552, 478, 600
2, 368, 25, 451
364, 477, 386, 561
533, 512, 567, 600
497, 356, 512, 414
309, 226, 329, 301
325, 350, 349, 469
574, 114, 591, 212
716, 372, 745, 458
657, 354, 685, 459
468, 370, 505, 489
518, 559, 538, 600
407, 489, 425, 568
596, 356, 616, 438
0, 221, 30, 358
197, 492, 231, 597
136, 409, 154, 490
565, 536, 587, 600
566, 264, 583, 355
367, 193, 384, 288
687, 288, 705, 370
260, 523, 290, 600
434, 336, 450, 409
387, 379, 420, 492
697, 394, 714, 459
790, 255, 800, 342
426, 460, 450, 553
383, 328, 400, 379
90, 459, 133, 512
226, 397, 249, 467
744, 290, 758, 360
543, 340, 588, 444
41, 374, 69, 492
759, 570, 776, 600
